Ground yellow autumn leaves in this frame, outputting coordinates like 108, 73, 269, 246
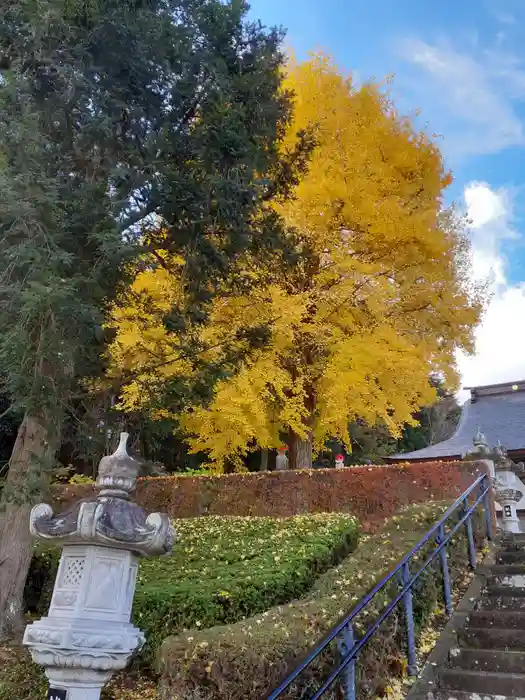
105, 53, 484, 470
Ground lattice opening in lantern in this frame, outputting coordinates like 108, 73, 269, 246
60, 557, 86, 588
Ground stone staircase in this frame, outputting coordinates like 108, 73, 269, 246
433, 533, 525, 700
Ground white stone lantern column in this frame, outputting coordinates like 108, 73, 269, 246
23, 433, 175, 700
492, 443, 523, 533
495, 487, 522, 533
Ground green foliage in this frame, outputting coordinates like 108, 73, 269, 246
0, 0, 311, 476
397, 400, 461, 454
159, 502, 487, 699
0, 394, 20, 471
68, 473, 96, 485
24, 547, 59, 616
26, 513, 359, 663
346, 420, 397, 465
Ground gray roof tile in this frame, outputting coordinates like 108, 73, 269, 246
391, 389, 525, 460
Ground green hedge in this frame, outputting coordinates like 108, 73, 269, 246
26, 513, 359, 662
158, 501, 487, 700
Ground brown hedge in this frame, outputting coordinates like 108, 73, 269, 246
53, 460, 489, 532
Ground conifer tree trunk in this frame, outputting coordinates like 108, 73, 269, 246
0, 413, 58, 640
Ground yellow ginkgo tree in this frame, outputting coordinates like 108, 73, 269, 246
105, 53, 484, 471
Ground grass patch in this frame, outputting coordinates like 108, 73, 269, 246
26, 512, 359, 663
158, 501, 487, 700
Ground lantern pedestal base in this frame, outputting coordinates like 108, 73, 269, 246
46, 668, 112, 700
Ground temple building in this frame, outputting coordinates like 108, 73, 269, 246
388, 380, 525, 463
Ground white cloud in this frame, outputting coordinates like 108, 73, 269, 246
464, 182, 516, 285
395, 35, 525, 400
398, 39, 525, 158
495, 12, 516, 26
456, 182, 525, 401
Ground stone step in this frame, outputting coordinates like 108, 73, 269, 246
458, 625, 525, 650
478, 594, 525, 611
487, 584, 525, 598
486, 564, 525, 575
439, 668, 525, 696
486, 566, 525, 588
467, 609, 525, 629
497, 550, 525, 564
431, 692, 522, 700
448, 647, 525, 674
488, 575, 525, 589
503, 533, 525, 543
499, 540, 525, 552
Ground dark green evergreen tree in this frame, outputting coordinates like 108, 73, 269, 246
0, 0, 311, 637
396, 380, 461, 454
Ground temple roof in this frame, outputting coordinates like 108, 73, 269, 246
389, 380, 525, 461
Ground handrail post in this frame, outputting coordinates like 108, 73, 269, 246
337, 622, 356, 700
436, 524, 453, 616
462, 501, 477, 569
401, 562, 417, 676
481, 475, 494, 540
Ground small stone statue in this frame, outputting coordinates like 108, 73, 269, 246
464, 428, 492, 460
472, 428, 490, 455
275, 446, 289, 471
335, 454, 345, 469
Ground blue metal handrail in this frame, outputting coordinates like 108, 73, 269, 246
267, 472, 493, 700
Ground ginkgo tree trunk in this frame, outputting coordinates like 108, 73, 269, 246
287, 354, 316, 470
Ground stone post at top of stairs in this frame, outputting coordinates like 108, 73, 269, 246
492, 442, 524, 533
466, 430, 523, 534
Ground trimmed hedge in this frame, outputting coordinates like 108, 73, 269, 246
26, 513, 359, 662
53, 460, 487, 530
157, 501, 487, 700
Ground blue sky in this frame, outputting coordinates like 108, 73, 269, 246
249, 0, 525, 394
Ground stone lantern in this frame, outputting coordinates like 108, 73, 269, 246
23, 432, 175, 700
